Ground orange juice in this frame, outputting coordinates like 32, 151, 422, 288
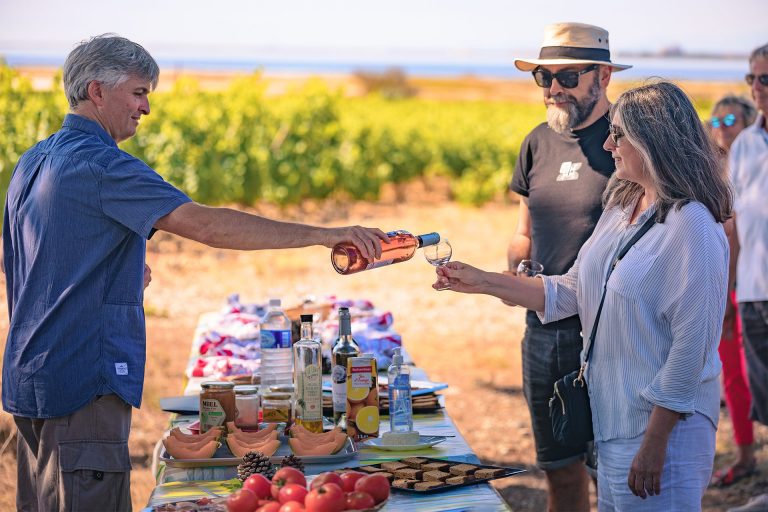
346, 355, 380, 441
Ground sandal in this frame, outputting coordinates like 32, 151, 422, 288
709, 462, 758, 488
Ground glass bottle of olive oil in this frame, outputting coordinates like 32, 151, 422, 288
293, 314, 323, 432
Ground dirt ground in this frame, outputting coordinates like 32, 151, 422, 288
0, 195, 766, 511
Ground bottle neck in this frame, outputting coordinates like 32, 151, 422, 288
339, 316, 352, 336
300, 322, 313, 340
416, 232, 440, 248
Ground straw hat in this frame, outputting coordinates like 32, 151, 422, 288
515, 22, 631, 72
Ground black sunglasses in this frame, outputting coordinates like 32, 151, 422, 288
609, 124, 625, 146
533, 64, 599, 89
745, 73, 768, 86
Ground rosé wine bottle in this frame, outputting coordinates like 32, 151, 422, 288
331, 230, 440, 275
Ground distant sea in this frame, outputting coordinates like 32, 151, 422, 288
2, 54, 749, 82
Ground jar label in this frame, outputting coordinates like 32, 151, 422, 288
331, 364, 347, 413
200, 398, 225, 432
297, 364, 322, 421
261, 329, 292, 349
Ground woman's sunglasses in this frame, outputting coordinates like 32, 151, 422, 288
609, 124, 625, 146
710, 114, 737, 128
745, 73, 768, 86
533, 64, 598, 89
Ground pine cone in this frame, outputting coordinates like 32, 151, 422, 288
237, 451, 275, 482
279, 454, 305, 474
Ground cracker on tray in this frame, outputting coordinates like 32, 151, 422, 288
392, 479, 419, 489
401, 457, 430, 469
446, 475, 475, 485
422, 462, 451, 472
423, 470, 451, 482
381, 461, 408, 472
394, 468, 424, 480
475, 467, 507, 479
448, 463, 479, 476
414, 481, 445, 491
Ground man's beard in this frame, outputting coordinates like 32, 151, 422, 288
546, 74, 601, 134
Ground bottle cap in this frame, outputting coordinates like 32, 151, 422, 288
300, 314, 313, 323
269, 298, 281, 307
392, 347, 403, 365
418, 233, 441, 247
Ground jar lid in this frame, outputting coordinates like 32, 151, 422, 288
263, 392, 292, 400
269, 384, 295, 393
201, 381, 235, 390
234, 385, 259, 395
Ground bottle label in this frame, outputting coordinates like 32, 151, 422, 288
350, 364, 372, 388
331, 364, 347, 412
261, 329, 292, 349
200, 398, 225, 432
297, 364, 322, 421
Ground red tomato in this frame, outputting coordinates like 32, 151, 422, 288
310, 471, 344, 490
271, 467, 307, 499
243, 474, 273, 500
278, 484, 309, 505
354, 474, 390, 504
257, 502, 281, 512
339, 471, 366, 493
278, 502, 305, 512
227, 488, 259, 512
345, 491, 375, 510
304, 483, 346, 512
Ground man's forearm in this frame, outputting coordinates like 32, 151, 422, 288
196, 207, 328, 250
158, 203, 329, 251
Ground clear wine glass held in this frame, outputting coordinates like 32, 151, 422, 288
424, 239, 452, 290
516, 259, 544, 277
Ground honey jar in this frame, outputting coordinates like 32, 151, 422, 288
199, 381, 235, 433
262, 392, 292, 424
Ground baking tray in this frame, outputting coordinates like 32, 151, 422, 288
340, 457, 525, 495
160, 436, 357, 468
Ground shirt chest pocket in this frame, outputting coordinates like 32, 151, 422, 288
605, 245, 660, 299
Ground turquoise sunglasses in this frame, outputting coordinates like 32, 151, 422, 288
710, 114, 737, 128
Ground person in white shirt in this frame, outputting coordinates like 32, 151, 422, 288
435, 81, 731, 511
724, 42, 768, 512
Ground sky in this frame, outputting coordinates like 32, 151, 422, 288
1, 0, 766, 65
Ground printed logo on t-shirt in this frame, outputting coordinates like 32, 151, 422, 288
115, 362, 128, 375
556, 161, 582, 181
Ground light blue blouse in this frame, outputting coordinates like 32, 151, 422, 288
539, 200, 727, 441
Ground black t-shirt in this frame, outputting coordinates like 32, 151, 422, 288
510, 115, 615, 329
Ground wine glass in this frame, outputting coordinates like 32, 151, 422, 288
424, 240, 452, 290
517, 259, 544, 277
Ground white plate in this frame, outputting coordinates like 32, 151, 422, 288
362, 435, 447, 451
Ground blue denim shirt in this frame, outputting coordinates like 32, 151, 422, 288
2, 114, 191, 418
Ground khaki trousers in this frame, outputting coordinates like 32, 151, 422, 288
14, 394, 133, 512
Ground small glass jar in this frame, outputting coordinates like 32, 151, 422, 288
234, 385, 260, 429
199, 381, 235, 432
262, 392, 292, 424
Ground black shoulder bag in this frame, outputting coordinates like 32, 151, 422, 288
549, 214, 656, 447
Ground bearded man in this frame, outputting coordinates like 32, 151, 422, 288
506, 23, 631, 512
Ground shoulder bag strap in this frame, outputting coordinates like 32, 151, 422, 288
579, 213, 657, 375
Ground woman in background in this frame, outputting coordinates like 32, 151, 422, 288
436, 82, 731, 511
708, 95, 759, 488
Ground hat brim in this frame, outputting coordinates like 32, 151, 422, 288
514, 58, 632, 72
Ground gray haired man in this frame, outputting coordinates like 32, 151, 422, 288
2, 34, 387, 511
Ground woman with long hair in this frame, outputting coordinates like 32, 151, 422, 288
437, 81, 731, 511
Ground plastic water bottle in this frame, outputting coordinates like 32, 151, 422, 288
260, 298, 293, 389
387, 347, 413, 432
